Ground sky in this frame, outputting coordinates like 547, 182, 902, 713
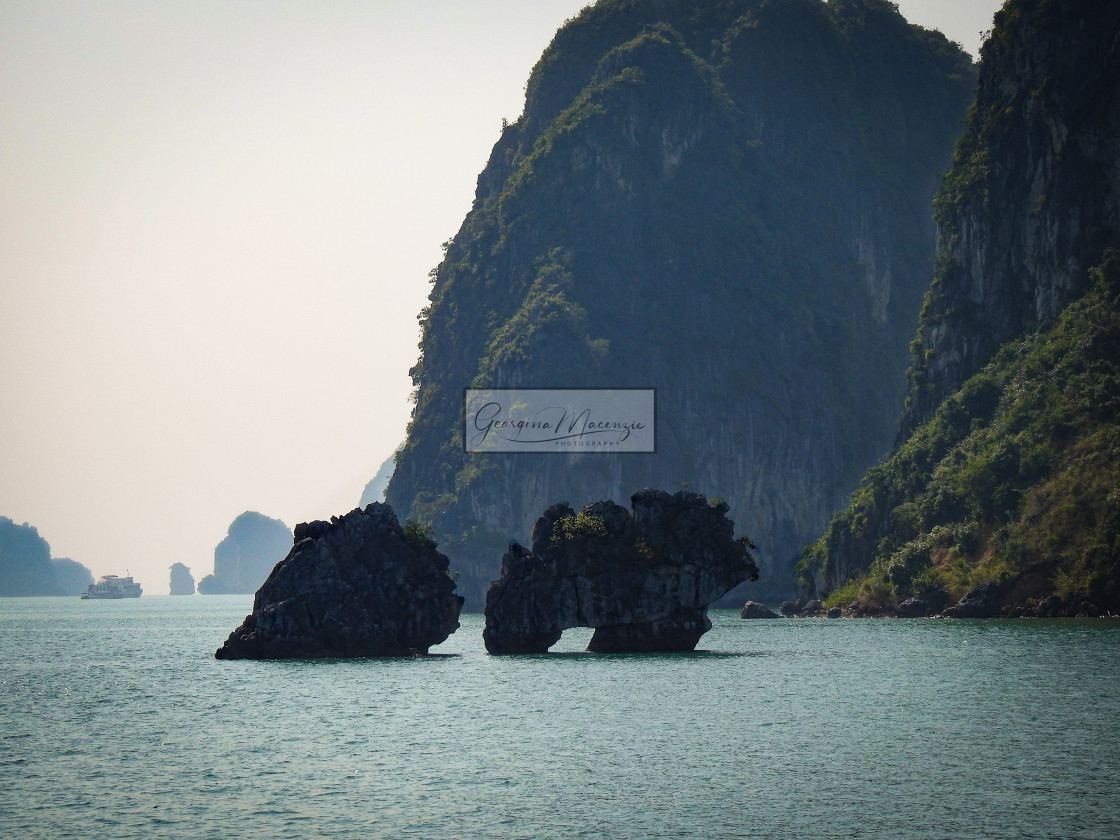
0, 0, 1004, 594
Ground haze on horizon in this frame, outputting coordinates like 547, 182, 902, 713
0, 0, 1002, 594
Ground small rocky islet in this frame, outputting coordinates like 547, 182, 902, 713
483, 489, 758, 654
215, 503, 463, 659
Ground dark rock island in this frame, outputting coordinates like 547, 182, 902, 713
215, 503, 463, 659
483, 489, 757, 654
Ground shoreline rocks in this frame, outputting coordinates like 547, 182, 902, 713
215, 503, 463, 659
778, 583, 1112, 620
939, 581, 1004, 619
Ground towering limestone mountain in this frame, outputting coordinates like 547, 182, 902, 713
800, 0, 1120, 614
387, 0, 975, 607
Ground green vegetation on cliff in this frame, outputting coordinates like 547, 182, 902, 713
903, 0, 1120, 432
799, 0, 1120, 613
800, 252, 1120, 611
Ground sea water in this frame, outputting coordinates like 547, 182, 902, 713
1, 596, 1118, 840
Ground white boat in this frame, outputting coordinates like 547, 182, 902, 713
81, 575, 143, 599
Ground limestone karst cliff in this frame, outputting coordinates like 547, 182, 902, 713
901, 0, 1120, 435
800, 0, 1120, 615
386, 0, 975, 608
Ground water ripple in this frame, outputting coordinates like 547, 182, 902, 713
1, 599, 1118, 840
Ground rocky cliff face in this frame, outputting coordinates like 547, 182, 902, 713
387, 0, 975, 608
799, 0, 1120, 613
483, 489, 757, 653
902, 0, 1120, 434
215, 503, 462, 659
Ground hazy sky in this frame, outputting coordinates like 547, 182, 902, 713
0, 0, 1003, 594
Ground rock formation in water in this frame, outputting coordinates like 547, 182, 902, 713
386, 0, 975, 609
0, 517, 93, 596
894, 591, 949, 618
939, 581, 1005, 619
799, 0, 1120, 615
169, 562, 195, 595
483, 489, 757, 654
1008, 592, 1103, 619
215, 503, 463, 659
197, 511, 291, 595
739, 600, 780, 619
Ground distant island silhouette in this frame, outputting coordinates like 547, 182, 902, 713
0, 516, 94, 596
197, 511, 291, 594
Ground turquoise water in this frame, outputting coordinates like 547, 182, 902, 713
1, 597, 1118, 839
